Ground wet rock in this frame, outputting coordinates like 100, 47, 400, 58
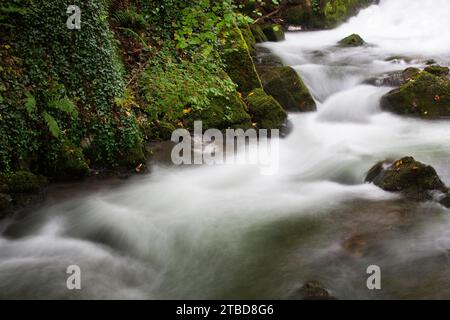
288, 281, 336, 300
5, 171, 48, 194
245, 88, 287, 129
364, 67, 421, 87
261, 66, 316, 112
261, 24, 285, 42
423, 65, 449, 77
380, 71, 450, 118
366, 157, 448, 201
338, 34, 365, 47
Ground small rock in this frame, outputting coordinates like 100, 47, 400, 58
338, 34, 366, 47
440, 195, 450, 208
288, 281, 336, 300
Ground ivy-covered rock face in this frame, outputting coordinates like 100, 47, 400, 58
380, 71, 450, 118
245, 88, 287, 129
0, 0, 145, 174
261, 66, 316, 112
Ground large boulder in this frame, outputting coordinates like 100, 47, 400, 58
365, 157, 447, 201
261, 66, 316, 112
222, 27, 263, 96
245, 88, 287, 129
380, 71, 450, 118
338, 33, 366, 47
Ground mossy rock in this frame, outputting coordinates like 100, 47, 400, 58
261, 24, 285, 42
423, 65, 449, 77
250, 24, 268, 43
366, 157, 447, 201
53, 142, 90, 180
262, 66, 316, 112
187, 91, 253, 131
402, 67, 421, 80
338, 34, 366, 47
5, 171, 48, 194
222, 27, 262, 96
245, 88, 287, 129
380, 71, 450, 118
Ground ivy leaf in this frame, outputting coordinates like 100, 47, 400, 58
43, 111, 60, 138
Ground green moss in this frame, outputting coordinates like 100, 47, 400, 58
338, 34, 365, 47
423, 65, 449, 77
222, 27, 262, 96
402, 67, 421, 80
261, 24, 285, 42
4, 171, 47, 194
381, 71, 450, 118
139, 54, 252, 133
245, 89, 287, 129
262, 66, 316, 112
240, 23, 257, 56
250, 24, 268, 43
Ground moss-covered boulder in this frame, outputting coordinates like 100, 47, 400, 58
189, 92, 253, 130
222, 27, 262, 96
250, 24, 268, 43
338, 34, 366, 47
5, 171, 48, 194
380, 71, 450, 118
261, 24, 285, 42
51, 142, 90, 181
366, 157, 447, 201
423, 65, 449, 77
262, 66, 316, 112
245, 88, 287, 129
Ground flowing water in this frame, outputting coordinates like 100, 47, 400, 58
1, 0, 450, 299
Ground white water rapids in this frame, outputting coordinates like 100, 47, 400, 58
1, 0, 450, 299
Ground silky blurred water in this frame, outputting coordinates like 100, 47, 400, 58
1, 0, 450, 299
